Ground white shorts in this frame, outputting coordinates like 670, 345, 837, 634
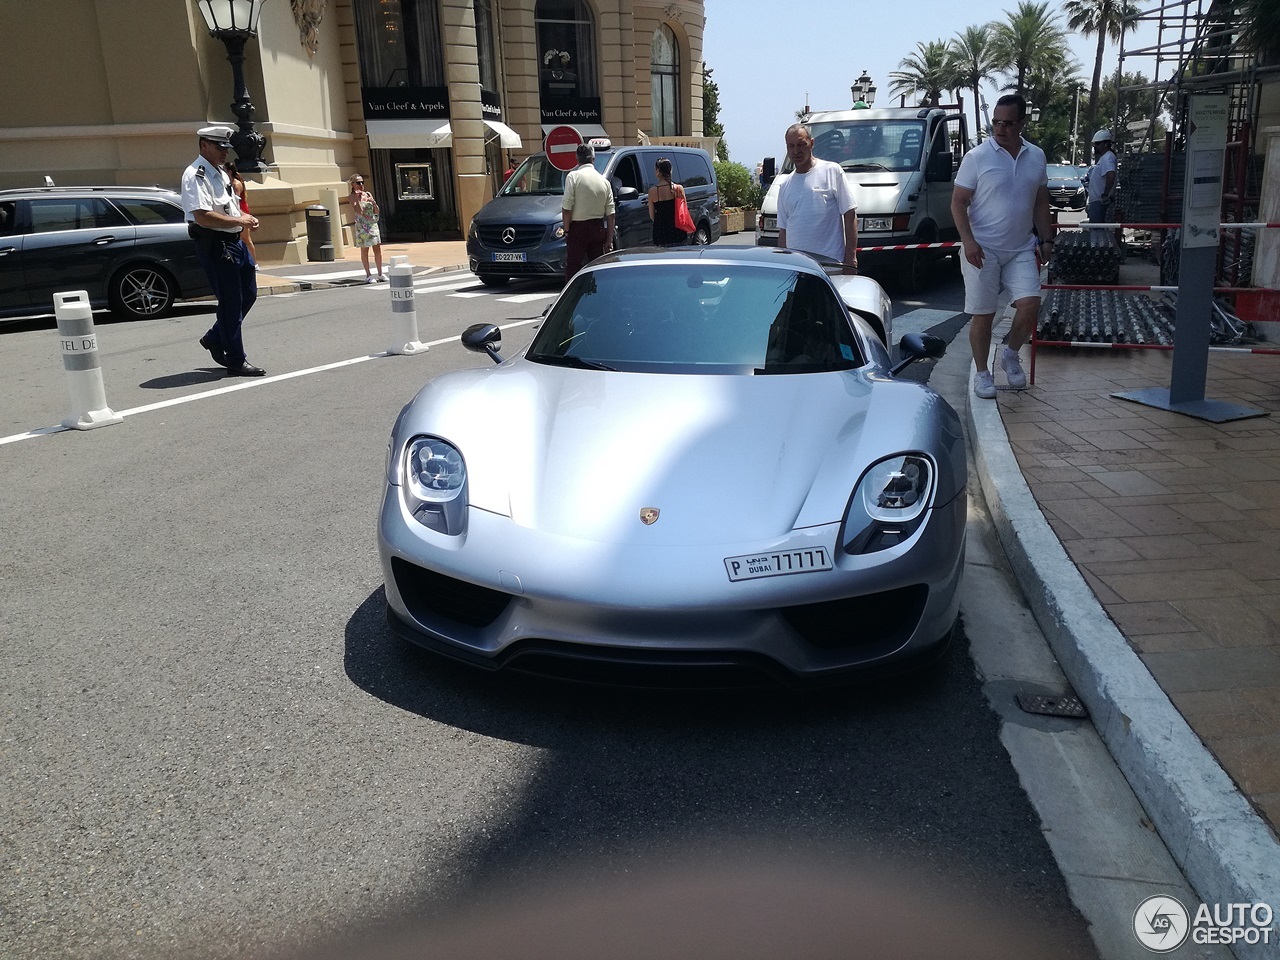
961, 247, 1042, 316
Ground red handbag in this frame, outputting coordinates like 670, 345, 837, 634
674, 194, 696, 234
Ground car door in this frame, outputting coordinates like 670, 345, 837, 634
0, 199, 26, 313
606, 152, 650, 250
21, 197, 135, 311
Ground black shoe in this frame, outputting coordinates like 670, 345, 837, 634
199, 334, 225, 365
225, 361, 266, 377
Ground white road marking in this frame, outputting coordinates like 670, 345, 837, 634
448, 291, 488, 299
498, 293, 557, 304
0, 318, 542, 447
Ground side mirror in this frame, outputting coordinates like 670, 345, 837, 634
461, 322, 504, 364
925, 152, 953, 182
890, 332, 946, 375
762, 156, 776, 187
615, 185, 640, 202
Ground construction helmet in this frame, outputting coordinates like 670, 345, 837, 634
1092, 129, 1113, 144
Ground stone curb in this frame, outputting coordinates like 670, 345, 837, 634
965, 366, 1280, 958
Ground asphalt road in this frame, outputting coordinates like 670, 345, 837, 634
0, 254, 1097, 959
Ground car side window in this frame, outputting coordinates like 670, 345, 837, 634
612, 155, 643, 192
28, 198, 128, 234
0, 200, 15, 237
112, 198, 184, 226
675, 154, 710, 188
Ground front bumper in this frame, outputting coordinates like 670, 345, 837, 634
377, 486, 965, 684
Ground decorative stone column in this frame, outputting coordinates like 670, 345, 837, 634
441, 0, 489, 235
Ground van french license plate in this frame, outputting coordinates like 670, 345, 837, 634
724, 547, 832, 582
492, 252, 526, 262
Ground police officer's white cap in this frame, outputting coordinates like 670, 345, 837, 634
197, 125, 234, 148
1092, 129, 1112, 143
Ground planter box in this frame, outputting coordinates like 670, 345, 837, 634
722, 208, 744, 234
742, 208, 757, 231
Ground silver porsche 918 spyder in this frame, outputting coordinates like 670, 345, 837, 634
378, 246, 966, 685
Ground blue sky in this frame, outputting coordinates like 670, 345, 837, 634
702, 0, 1162, 169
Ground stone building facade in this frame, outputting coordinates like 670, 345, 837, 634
0, 0, 709, 263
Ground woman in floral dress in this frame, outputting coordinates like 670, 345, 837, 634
348, 174, 385, 283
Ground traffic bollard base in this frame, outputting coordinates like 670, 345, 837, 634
62, 407, 123, 431
389, 341, 430, 356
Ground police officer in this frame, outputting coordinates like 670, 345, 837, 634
181, 125, 265, 376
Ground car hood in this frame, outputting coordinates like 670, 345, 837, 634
472, 194, 564, 226
398, 362, 953, 547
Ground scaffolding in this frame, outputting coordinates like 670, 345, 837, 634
1115, 0, 1279, 287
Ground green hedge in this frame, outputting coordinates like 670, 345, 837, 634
714, 161, 763, 209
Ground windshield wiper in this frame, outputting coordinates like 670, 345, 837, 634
529, 353, 616, 371
843, 162, 889, 171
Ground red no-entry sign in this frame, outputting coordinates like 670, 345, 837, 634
544, 125, 584, 171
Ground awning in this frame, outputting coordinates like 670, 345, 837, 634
540, 123, 609, 142
365, 120, 451, 150
483, 119, 522, 149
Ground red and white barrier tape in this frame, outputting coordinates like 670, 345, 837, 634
1057, 222, 1280, 231
1032, 339, 1280, 355
1042, 284, 1263, 293
858, 241, 960, 252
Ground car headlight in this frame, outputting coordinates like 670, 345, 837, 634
841, 454, 934, 555
551, 223, 565, 240
402, 436, 468, 535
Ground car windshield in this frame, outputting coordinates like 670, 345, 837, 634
500, 152, 611, 196
526, 263, 864, 375
782, 120, 927, 174
1047, 164, 1085, 179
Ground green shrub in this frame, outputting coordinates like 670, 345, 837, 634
714, 160, 758, 208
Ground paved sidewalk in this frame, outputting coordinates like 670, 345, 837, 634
256, 240, 470, 293
967, 317, 1280, 946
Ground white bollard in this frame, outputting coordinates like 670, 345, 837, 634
387, 258, 428, 355
53, 290, 122, 430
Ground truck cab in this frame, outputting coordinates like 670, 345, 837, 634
756, 107, 968, 286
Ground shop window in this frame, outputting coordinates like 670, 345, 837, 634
474, 0, 498, 93
535, 0, 598, 102
354, 0, 444, 88
651, 25, 680, 136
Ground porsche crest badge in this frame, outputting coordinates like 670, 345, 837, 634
640, 507, 660, 525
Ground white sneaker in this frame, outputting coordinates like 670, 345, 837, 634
1000, 346, 1027, 388
364, 275, 377, 284
974, 370, 996, 399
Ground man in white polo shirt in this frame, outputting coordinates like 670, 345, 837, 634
951, 94, 1052, 399
777, 123, 858, 268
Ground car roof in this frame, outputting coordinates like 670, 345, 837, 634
585, 245, 833, 277
0, 185, 179, 199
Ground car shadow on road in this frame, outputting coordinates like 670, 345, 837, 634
339, 589, 1096, 958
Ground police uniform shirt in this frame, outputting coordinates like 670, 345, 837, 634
180, 156, 242, 234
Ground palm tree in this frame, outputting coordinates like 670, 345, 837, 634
948, 24, 1001, 142
1063, 0, 1139, 133
992, 1, 1070, 96
889, 40, 953, 107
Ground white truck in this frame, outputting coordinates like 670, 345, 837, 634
757, 106, 969, 289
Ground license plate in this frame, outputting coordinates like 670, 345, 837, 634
724, 547, 832, 582
492, 252, 526, 262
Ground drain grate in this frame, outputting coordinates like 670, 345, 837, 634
1016, 692, 1089, 719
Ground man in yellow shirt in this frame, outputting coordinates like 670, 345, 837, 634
561, 143, 616, 280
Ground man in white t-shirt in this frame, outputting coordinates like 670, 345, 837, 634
1086, 129, 1118, 229
951, 94, 1052, 399
777, 124, 857, 267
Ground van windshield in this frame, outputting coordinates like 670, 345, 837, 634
500, 153, 611, 196
782, 119, 927, 174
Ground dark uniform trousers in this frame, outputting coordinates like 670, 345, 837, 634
564, 218, 609, 280
192, 227, 257, 366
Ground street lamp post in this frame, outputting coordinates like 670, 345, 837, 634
851, 70, 876, 109
195, 0, 269, 173
1071, 87, 1082, 164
